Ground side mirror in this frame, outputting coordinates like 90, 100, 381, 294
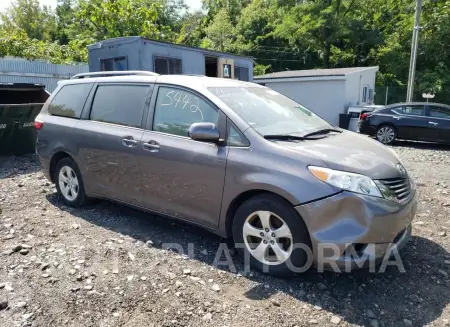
189, 122, 220, 143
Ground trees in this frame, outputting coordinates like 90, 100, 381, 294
0, 28, 81, 63
0, 0, 84, 62
202, 0, 250, 24
0, 0, 186, 63
177, 11, 207, 47
273, 0, 367, 68
412, 0, 450, 100
73, 0, 175, 41
202, 8, 235, 52
231, 0, 297, 73
0, 0, 449, 102
52, 0, 77, 45
0, 0, 56, 41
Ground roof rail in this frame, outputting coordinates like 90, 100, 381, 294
71, 70, 159, 79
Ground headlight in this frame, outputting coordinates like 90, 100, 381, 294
308, 166, 382, 197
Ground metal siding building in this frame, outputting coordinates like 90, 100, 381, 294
0, 58, 89, 92
254, 67, 379, 125
88, 37, 254, 81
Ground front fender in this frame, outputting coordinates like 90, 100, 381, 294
217, 147, 340, 237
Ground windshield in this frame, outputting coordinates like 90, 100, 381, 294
209, 86, 331, 136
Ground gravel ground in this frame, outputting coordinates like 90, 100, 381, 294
1, 141, 450, 327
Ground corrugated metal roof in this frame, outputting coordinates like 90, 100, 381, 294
254, 66, 379, 80
88, 36, 254, 60
0, 75, 60, 93
0, 58, 88, 92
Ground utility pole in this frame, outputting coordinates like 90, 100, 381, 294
406, 0, 422, 102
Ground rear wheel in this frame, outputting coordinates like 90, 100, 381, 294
232, 194, 312, 277
54, 157, 89, 207
376, 125, 397, 144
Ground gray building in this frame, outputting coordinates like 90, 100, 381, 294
0, 57, 88, 92
254, 66, 379, 125
88, 36, 254, 81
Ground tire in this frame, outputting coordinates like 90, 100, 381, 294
54, 157, 89, 207
232, 194, 312, 277
376, 125, 397, 144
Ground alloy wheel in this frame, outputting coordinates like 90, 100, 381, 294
377, 126, 395, 144
242, 210, 293, 265
58, 166, 79, 201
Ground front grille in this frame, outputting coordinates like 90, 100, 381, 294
377, 177, 411, 202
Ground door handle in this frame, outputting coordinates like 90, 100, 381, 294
142, 141, 160, 152
121, 137, 138, 147
428, 122, 438, 126
393, 116, 401, 120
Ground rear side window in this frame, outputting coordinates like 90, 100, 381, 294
90, 84, 150, 128
400, 105, 424, 116
48, 83, 93, 118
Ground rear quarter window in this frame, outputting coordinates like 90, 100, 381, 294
374, 108, 392, 114
429, 106, 450, 119
48, 83, 93, 118
390, 107, 402, 114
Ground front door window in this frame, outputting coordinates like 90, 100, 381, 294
153, 86, 219, 137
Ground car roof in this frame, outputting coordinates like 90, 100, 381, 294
384, 102, 450, 109
157, 75, 260, 89
58, 74, 262, 92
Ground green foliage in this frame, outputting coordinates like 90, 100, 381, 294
176, 11, 207, 46
202, 0, 250, 24
0, 0, 56, 41
0, 28, 82, 63
52, 0, 77, 45
0, 0, 450, 102
0, 0, 187, 63
74, 0, 173, 41
203, 8, 235, 52
254, 64, 271, 76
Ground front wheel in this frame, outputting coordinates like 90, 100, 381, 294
376, 125, 397, 144
232, 194, 312, 277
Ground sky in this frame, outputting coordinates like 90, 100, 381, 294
0, 0, 202, 13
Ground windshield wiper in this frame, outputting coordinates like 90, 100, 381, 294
302, 128, 342, 138
263, 134, 310, 141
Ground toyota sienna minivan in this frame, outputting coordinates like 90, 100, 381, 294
35, 71, 417, 276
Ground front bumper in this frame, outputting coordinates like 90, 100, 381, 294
295, 189, 417, 270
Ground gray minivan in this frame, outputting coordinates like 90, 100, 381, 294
35, 72, 417, 276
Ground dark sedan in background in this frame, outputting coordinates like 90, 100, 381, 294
358, 102, 450, 144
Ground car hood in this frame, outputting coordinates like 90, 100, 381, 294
274, 131, 403, 180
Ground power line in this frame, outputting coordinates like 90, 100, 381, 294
254, 45, 299, 50
240, 46, 299, 53
252, 57, 300, 62
252, 48, 298, 54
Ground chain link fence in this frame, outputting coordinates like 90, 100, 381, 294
375, 86, 450, 105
